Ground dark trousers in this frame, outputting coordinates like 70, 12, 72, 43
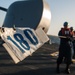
57, 42, 72, 65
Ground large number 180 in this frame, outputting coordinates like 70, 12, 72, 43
7, 29, 39, 53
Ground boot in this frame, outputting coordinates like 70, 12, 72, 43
65, 64, 71, 74
65, 68, 70, 74
56, 64, 60, 73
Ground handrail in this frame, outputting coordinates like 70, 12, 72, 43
0, 7, 7, 12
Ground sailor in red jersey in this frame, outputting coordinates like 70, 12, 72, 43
72, 29, 75, 58
70, 27, 74, 36
69, 27, 75, 59
56, 22, 72, 74
73, 31, 75, 37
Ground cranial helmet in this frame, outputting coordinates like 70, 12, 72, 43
63, 22, 69, 26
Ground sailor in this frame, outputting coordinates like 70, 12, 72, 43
70, 27, 74, 36
56, 22, 72, 74
72, 30, 75, 58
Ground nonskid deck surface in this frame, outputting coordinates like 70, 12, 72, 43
0, 43, 75, 75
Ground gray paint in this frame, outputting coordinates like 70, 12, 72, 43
3, 0, 43, 29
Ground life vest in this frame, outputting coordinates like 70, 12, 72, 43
61, 28, 70, 36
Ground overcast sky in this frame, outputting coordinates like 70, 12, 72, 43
0, 0, 75, 36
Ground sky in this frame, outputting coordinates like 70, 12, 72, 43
0, 0, 75, 36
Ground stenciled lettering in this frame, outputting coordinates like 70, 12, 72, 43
7, 36, 25, 53
24, 29, 38, 45
7, 28, 39, 53
14, 33, 30, 50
